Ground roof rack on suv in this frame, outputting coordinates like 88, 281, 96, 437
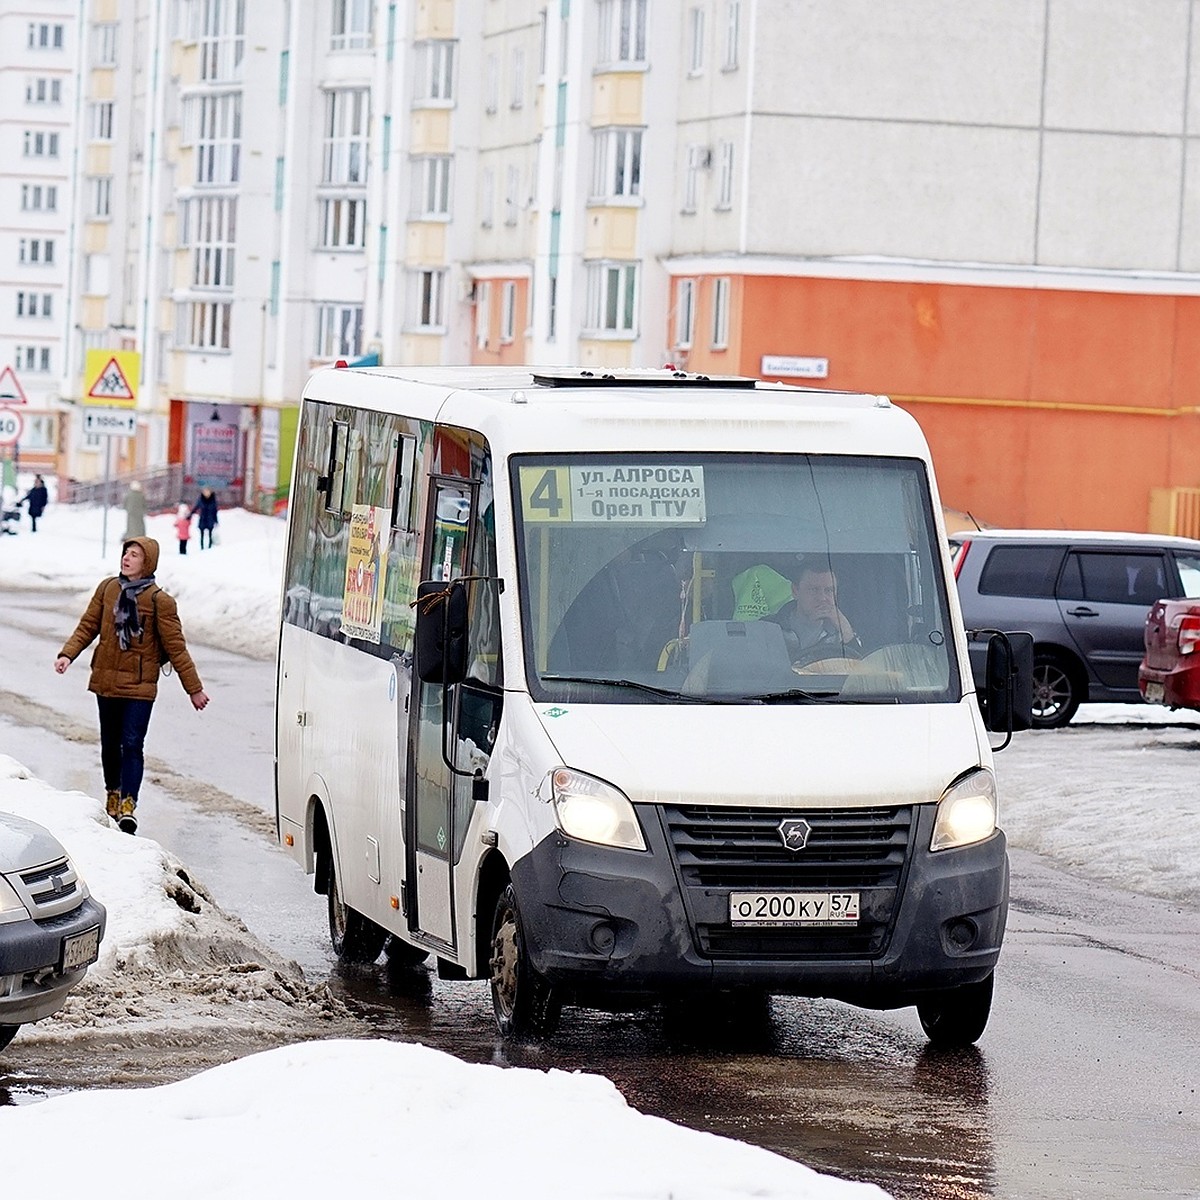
529, 368, 757, 389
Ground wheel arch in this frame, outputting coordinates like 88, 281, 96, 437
474, 850, 511, 977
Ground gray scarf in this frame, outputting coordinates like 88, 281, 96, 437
114, 574, 156, 650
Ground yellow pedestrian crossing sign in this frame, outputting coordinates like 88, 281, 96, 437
84, 349, 139, 408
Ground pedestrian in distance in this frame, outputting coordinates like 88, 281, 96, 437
190, 486, 219, 549
20, 475, 48, 533
123, 480, 146, 540
54, 536, 209, 834
174, 503, 192, 555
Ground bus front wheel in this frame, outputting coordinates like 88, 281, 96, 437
916, 971, 994, 1048
327, 854, 387, 964
489, 884, 560, 1039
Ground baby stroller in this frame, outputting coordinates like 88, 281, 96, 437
1, 504, 20, 535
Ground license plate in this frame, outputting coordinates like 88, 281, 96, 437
61, 926, 101, 972
730, 891, 860, 927
1145, 681, 1165, 704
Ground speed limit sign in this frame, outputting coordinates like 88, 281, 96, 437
0, 408, 23, 447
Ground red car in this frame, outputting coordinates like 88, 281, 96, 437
1139, 598, 1200, 710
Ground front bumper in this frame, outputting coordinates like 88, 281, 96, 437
511, 804, 1007, 1009
0, 896, 107, 1027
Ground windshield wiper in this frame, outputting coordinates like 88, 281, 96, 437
735, 686, 838, 703
541, 674, 705, 702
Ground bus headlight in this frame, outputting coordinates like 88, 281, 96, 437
931, 769, 997, 851
550, 768, 647, 851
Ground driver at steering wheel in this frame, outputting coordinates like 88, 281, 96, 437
763, 559, 862, 665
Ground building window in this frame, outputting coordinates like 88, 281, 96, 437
199, 0, 245, 82
711, 277, 730, 349
511, 47, 525, 108
591, 128, 642, 199
596, 0, 646, 66
181, 301, 232, 350
323, 89, 368, 184
28, 23, 65, 49
480, 167, 495, 228
410, 270, 447, 329
181, 195, 237, 287
683, 144, 706, 212
475, 281, 491, 349
20, 184, 58, 212
412, 156, 451, 217
320, 196, 366, 248
16, 346, 52, 373
416, 40, 455, 102
89, 176, 112, 217
16, 292, 53, 318
93, 22, 118, 65
688, 7, 705, 74
89, 101, 114, 141
83, 253, 111, 296
332, 0, 372, 50
539, 8, 549, 76
500, 281, 517, 343
674, 278, 695, 349
505, 165, 521, 225
485, 54, 498, 113
26, 78, 62, 104
23, 131, 60, 158
316, 303, 363, 357
585, 261, 638, 333
194, 92, 242, 184
716, 141, 734, 209
18, 238, 55, 265
723, 0, 740, 69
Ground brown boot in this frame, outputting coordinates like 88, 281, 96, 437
117, 796, 138, 835
105, 789, 120, 819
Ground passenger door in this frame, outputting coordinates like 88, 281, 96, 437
407, 477, 475, 949
1056, 550, 1172, 691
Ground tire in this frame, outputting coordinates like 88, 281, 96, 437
917, 971, 994, 1048
1031, 652, 1082, 728
0, 1025, 18, 1053
385, 936, 430, 969
489, 883, 561, 1039
326, 853, 387, 964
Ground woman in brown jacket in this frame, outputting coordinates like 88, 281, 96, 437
54, 536, 209, 834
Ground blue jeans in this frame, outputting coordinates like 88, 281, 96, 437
96, 696, 155, 802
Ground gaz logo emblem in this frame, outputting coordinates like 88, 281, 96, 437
778, 818, 812, 852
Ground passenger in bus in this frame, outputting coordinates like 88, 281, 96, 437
762, 558, 862, 665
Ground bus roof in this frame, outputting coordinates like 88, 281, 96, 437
301, 365, 933, 461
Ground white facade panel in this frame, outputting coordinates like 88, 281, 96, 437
1044, 0, 1189, 135
1037, 132, 1182, 271
753, 0, 1045, 127
741, 118, 1040, 264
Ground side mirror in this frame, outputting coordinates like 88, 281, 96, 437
414, 579, 469, 685
984, 631, 1034, 735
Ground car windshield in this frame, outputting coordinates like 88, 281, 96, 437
511, 453, 960, 704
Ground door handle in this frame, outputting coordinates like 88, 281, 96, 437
1066, 606, 1099, 617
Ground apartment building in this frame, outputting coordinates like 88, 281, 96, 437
21, 1, 1200, 532
0, 2, 78, 478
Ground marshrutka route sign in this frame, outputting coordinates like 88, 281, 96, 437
83, 349, 139, 409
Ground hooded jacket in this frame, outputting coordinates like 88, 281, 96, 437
58, 536, 204, 700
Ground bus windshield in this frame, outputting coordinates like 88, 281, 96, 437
511, 453, 961, 705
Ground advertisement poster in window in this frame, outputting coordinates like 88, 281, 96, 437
342, 504, 389, 642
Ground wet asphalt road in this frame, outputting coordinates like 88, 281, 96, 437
2, 589, 1198, 1199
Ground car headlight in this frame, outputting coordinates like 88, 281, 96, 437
0, 874, 28, 916
550, 768, 647, 851
931, 769, 997, 851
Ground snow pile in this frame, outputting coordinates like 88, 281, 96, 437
0, 756, 352, 1041
0, 1038, 891, 1199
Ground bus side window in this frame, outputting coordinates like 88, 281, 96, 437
323, 420, 350, 515
391, 434, 418, 531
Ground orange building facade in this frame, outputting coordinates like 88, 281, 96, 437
674, 272, 1200, 537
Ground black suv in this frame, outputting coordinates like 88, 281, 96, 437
952, 529, 1200, 727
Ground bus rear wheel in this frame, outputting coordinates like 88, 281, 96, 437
916, 971, 994, 1048
327, 854, 387, 964
489, 884, 560, 1039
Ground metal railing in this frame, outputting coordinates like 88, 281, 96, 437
58, 465, 184, 510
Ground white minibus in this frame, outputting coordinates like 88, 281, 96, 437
275, 366, 1027, 1045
